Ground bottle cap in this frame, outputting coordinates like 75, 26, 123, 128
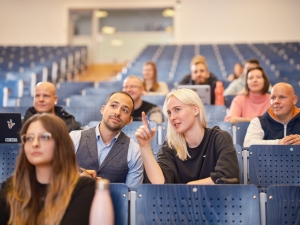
96, 179, 110, 190
216, 81, 223, 87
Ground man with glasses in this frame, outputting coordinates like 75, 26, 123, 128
123, 75, 163, 124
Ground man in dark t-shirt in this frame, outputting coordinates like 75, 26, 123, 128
123, 75, 163, 124
179, 55, 218, 105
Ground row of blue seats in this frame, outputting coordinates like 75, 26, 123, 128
124, 43, 300, 84
0, 46, 88, 98
0, 143, 299, 225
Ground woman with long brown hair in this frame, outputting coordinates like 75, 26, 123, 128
0, 114, 95, 225
142, 61, 169, 95
224, 66, 271, 124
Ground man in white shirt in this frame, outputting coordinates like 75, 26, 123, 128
244, 82, 300, 147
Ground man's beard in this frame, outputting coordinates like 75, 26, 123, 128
103, 116, 123, 132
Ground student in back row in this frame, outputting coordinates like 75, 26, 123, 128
244, 82, 300, 147
224, 66, 271, 124
179, 55, 218, 105
23, 81, 81, 132
224, 58, 260, 96
123, 75, 163, 124
142, 61, 169, 95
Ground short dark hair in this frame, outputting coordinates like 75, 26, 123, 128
246, 58, 260, 65
105, 91, 135, 116
245, 66, 270, 95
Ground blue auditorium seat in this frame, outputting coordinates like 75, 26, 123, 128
65, 106, 102, 127
141, 95, 166, 107
224, 95, 235, 108
110, 183, 129, 225
83, 86, 122, 96
65, 95, 107, 107
0, 86, 8, 107
135, 184, 260, 225
266, 185, 300, 225
56, 81, 96, 105
205, 105, 227, 121
0, 78, 23, 98
7, 72, 37, 96
207, 121, 233, 137
0, 144, 21, 183
122, 121, 158, 146
235, 122, 250, 147
234, 144, 243, 183
17, 96, 34, 107
248, 145, 300, 189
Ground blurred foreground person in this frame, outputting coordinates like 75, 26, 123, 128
0, 114, 95, 225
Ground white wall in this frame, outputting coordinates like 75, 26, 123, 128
0, 0, 173, 45
0, 0, 299, 62
174, 0, 300, 43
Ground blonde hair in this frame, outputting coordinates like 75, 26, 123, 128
8, 114, 79, 225
162, 88, 207, 160
190, 55, 207, 67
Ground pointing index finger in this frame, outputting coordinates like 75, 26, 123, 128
141, 111, 147, 126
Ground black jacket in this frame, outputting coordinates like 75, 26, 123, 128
179, 72, 218, 105
23, 106, 81, 132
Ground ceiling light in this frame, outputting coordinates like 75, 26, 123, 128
96, 10, 108, 18
102, 26, 116, 34
162, 9, 175, 17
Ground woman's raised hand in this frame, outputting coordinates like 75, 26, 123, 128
135, 112, 156, 147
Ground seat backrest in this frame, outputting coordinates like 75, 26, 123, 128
110, 183, 129, 225
224, 95, 235, 108
17, 96, 34, 107
142, 95, 166, 107
122, 121, 158, 145
207, 121, 233, 137
84, 87, 121, 96
56, 81, 95, 105
248, 145, 300, 188
234, 144, 243, 183
267, 185, 300, 225
0, 78, 23, 98
158, 121, 168, 145
136, 184, 260, 225
65, 106, 102, 127
235, 122, 250, 147
0, 143, 21, 183
205, 105, 227, 121
66, 95, 107, 107
0, 87, 8, 107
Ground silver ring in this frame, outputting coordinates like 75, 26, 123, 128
298, 134, 300, 138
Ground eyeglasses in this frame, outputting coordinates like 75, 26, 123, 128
21, 132, 52, 144
123, 85, 142, 90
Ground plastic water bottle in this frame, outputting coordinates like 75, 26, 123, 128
89, 179, 114, 225
214, 81, 225, 105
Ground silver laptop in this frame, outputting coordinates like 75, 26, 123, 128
176, 85, 211, 105
0, 113, 22, 143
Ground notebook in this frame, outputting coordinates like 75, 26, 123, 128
176, 84, 211, 105
0, 113, 22, 143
